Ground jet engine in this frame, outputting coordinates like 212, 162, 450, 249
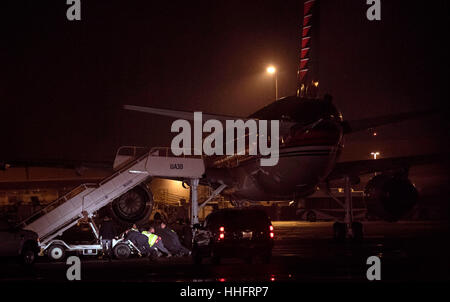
106, 184, 153, 227
364, 174, 418, 222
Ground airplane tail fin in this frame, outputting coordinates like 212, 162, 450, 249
298, 0, 320, 98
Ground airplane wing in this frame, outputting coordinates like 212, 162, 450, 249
342, 109, 436, 134
328, 153, 447, 181
1, 105, 256, 172
124, 104, 251, 121
125, 104, 437, 133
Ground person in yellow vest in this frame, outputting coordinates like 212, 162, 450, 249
142, 227, 172, 257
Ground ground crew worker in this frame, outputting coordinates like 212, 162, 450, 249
99, 216, 116, 260
155, 222, 191, 256
176, 199, 189, 222
125, 224, 152, 257
142, 227, 171, 257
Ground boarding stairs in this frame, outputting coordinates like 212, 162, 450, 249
18, 147, 205, 244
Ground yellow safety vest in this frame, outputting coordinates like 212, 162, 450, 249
142, 231, 158, 247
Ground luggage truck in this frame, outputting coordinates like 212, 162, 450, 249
16, 147, 205, 261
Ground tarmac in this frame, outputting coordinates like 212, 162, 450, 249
0, 221, 449, 283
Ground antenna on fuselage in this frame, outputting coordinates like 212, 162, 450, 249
297, 0, 320, 99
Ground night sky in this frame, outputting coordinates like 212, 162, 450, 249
1, 0, 449, 163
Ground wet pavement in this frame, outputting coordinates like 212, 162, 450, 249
0, 221, 449, 282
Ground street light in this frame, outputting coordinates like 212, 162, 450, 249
370, 152, 380, 159
266, 66, 278, 100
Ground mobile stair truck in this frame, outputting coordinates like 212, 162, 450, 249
17, 147, 205, 261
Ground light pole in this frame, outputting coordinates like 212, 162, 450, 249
267, 66, 278, 100
371, 152, 380, 176
370, 152, 380, 159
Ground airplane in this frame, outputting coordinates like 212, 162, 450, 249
122, 96, 443, 241
1, 96, 441, 241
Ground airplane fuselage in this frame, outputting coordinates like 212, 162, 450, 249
205, 96, 344, 202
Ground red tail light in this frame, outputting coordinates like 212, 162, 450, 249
219, 226, 225, 240
269, 225, 274, 238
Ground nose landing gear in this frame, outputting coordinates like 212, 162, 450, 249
333, 176, 364, 242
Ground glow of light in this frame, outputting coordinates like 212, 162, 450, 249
219, 226, 225, 240
128, 170, 148, 174
313, 81, 319, 87
370, 152, 380, 159
373, 132, 377, 136
267, 66, 276, 74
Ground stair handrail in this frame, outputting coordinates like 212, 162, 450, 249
16, 182, 97, 228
